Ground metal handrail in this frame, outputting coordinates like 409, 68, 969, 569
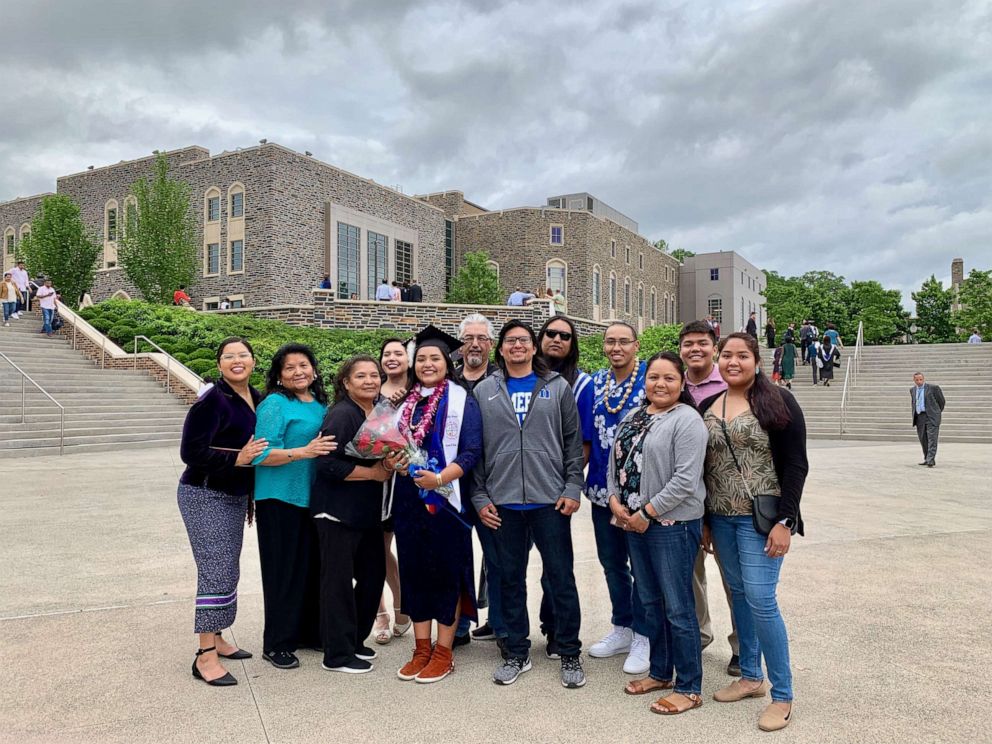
133, 335, 181, 393
839, 320, 864, 433
0, 350, 66, 455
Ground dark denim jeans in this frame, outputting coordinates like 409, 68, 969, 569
709, 515, 793, 702
492, 505, 581, 658
591, 503, 647, 634
627, 519, 703, 695
41, 307, 54, 334
2, 301, 14, 322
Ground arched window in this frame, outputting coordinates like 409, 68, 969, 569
123, 196, 137, 238
19, 223, 31, 244
104, 199, 119, 242
609, 271, 617, 314
228, 183, 245, 219
204, 187, 221, 222
650, 287, 657, 322
546, 259, 567, 297
487, 260, 500, 278
592, 264, 601, 308
4, 226, 15, 257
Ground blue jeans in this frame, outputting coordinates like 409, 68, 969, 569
591, 503, 647, 634
42, 307, 54, 334
2, 301, 14, 322
627, 519, 703, 694
471, 507, 507, 638
709, 515, 793, 702
492, 505, 582, 658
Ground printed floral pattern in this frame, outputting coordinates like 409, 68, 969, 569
703, 409, 780, 516
586, 363, 647, 507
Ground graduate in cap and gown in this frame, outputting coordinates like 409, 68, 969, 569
389, 325, 483, 684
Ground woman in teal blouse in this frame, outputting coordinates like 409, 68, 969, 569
252, 344, 337, 670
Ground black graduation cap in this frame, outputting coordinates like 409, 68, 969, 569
412, 324, 462, 355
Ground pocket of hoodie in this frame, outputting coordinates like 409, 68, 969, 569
522, 449, 565, 499
488, 449, 523, 493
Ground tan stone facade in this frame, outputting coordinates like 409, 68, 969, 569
1, 193, 51, 275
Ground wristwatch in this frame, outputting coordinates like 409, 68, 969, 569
778, 517, 796, 530
639, 507, 653, 523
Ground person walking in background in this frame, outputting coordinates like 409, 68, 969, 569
678, 320, 739, 676
408, 279, 423, 303
911, 373, 945, 468
10, 261, 30, 317
780, 336, 797, 390
311, 356, 392, 674
1, 272, 22, 326
816, 336, 840, 387
699, 332, 808, 732
823, 323, 842, 348
783, 323, 796, 345
610, 351, 708, 715
808, 336, 821, 385
173, 285, 191, 306
178, 337, 267, 687
968, 329, 982, 344
771, 346, 783, 386
473, 320, 586, 689
586, 322, 651, 675
765, 318, 776, 349
799, 321, 814, 365
35, 278, 58, 337
251, 344, 337, 670
375, 279, 393, 301
745, 312, 758, 339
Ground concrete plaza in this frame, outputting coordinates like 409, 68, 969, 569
1, 440, 989, 743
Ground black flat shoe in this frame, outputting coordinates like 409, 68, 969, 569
215, 632, 253, 659
192, 646, 238, 686
263, 650, 300, 669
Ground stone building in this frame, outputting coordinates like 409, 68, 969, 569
679, 251, 767, 333
1, 193, 51, 276
418, 190, 680, 329
951, 257, 965, 313
2, 144, 446, 308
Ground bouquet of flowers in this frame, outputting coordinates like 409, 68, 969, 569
346, 397, 455, 507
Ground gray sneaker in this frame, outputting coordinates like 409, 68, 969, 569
493, 656, 532, 685
560, 655, 586, 688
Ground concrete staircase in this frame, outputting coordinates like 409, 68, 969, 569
0, 311, 189, 457
787, 342, 992, 443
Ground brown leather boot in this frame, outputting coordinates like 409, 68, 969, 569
415, 643, 453, 684
397, 639, 433, 681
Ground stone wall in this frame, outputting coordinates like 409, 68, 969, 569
208, 305, 314, 326
0, 193, 52, 274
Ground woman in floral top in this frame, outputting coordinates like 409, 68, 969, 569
607, 352, 708, 715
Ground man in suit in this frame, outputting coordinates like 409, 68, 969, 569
911, 373, 945, 467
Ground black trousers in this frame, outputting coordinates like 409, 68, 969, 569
315, 519, 386, 667
255, 499, 321, 653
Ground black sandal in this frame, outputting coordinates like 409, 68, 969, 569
192, 646, 238, 686
215, 631, 253, 660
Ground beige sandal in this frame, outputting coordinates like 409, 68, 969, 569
373, 612, 392, 645
624, 678, 674, 696
651, 693, 703, 715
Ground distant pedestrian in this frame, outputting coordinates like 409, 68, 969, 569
783, 323, 796, 345
408, 279, 423, 303
798, 321, 814, 365
823, 323, 842, 348
816, 336, 840, 387
911, 373, 945, 467
375, 279, 393, 301
968, 329, 982, 344
178, 337, 267, 687
219, 300, 230, 310
780, 338, 796, 389
173, 285, 191, 306
550, 287, 566, 315
35, 279, 58, 337
10, 261, 29, 316
400, 281, 411, 302
319, 275, 332, 290
507, 288, 536, 307
391, 281, 402, 302
745, 312, 758, 339
771, 346, 783, 384
765, 318, 776, 349
1, 272, 23, 327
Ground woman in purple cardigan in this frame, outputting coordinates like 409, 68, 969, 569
178, 337, 267, 687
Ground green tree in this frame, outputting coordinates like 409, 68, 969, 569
955, 269, 992, 340
445, 250, 502, 305
842, 280, 907, 344
762, 271, 812, 330
18, 194, 101, 306
911, 275, 956, 343
118, 153, 197, 304
655, 239, 695, 263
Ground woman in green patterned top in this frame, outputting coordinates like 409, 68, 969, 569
697, 332, 809, 733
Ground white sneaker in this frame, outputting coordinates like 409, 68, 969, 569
11, 313, 19, 319
589, 625, 632, 658
622, 633, 651, 674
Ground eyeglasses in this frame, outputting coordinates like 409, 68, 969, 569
220, 352, 253, 361
503, 336, 533, 347
460, 335, 492, 344
544, 329, 573, 341
603, 339, 635, 348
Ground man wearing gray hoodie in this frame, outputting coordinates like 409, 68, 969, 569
472, 320, 586, 689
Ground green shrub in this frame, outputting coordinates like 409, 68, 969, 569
578, 324, 681, 373
186, 359, 218, 377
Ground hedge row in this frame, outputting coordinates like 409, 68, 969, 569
79, 300, 682, 386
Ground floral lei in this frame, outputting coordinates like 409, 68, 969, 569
604, 368, 637, 415
399, 380, 447, 446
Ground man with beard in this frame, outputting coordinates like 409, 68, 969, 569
454, 313, 498, 392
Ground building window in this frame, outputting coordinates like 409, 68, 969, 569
206, 243, 220, 275
4, 229, 14, 255
610, 239, 616, 258
707, 297, 722, 324
625, 245, 630, 264
203, 298, 220, 311
592, 266, 601, 308
546, 259, 567, 297
710, 268, 720, 281
651, 288, 657, 321
671, 296, 676, 323
207, 195, 220, 222
609, 272, 617, 312
366, 230, 388, 300
229, 240, 244, 273
624, 278, 631, 314
550, 225, 563, 245
395, 239, 413, 284
229, 189, 244, 218
637, 284, 644, 318
106, 205, 118, 242
337, 222, 360, 299
444, 219, 453, 290
227, 295, 245, 309
639, 253, 644, 270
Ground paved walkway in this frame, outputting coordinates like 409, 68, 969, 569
1, 442, 989, 743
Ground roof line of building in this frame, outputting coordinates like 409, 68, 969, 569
454, 205, 661, 240
0, 192, 55, 208
58, 146, 209, 180
415, 190, 491, 213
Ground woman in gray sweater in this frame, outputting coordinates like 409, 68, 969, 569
607, 351, 708, 715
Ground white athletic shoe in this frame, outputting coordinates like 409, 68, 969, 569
589, 625, 633, 658
622, 633, 651, 674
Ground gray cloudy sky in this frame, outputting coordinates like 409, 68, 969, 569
3, 0, 990, 306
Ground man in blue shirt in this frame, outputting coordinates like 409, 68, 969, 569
586, 322, 650, 675
911, 372, 945, 467
507, 288, 536, 306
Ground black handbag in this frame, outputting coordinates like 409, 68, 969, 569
718, 395, 796, 537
